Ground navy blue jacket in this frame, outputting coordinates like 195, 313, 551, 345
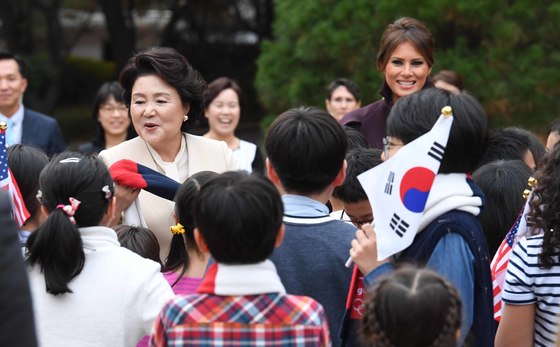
398, 210, 496, 347
21, 108, 66, 157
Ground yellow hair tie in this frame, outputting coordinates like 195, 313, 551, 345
170, 223, 185, 235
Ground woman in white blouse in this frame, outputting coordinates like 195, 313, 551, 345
203, 77, 264, 174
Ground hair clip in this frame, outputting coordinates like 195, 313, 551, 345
59, 158, 81, 164
101, 185, 112, 200
56, 197, 81, 224
170, 223, 185, 235
36, 189, 43, 203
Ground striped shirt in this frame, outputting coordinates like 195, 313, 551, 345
149, 293, 330, 346
502, 235, 560, 346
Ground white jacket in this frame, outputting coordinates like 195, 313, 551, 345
28, 226, 174, 347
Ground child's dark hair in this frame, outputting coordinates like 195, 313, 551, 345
114, 225, 162, 267
265, 106, 347, 195
387, 88, 488, 174
26, 151, 115, 295
343, 125, 369, 151
164, 171, 218, 285
476, 127, 533, 171
528, 143, 560, 268
360, 266, 462, 347
472, 159, 532, 255
194, 171, 284, 264
332, 148, 383, 203
7, 144, 49, 220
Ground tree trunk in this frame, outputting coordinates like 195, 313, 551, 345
98, 0, 136, 76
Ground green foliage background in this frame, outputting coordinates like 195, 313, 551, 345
256, 0, 560, 136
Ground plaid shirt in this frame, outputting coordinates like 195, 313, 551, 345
149, 262, 331, 347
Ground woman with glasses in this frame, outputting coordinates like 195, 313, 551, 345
78, 81, 136, 154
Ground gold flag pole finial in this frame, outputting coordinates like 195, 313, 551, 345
527, 176, 537, 187
523, 176, 538, 199
441, 106, 453, 117
0, 122, 7, 131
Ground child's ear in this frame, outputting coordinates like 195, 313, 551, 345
194, 228, 210, 253
266, 158, 280, 185
333, 159, 347, 187
274, 224, 285, 248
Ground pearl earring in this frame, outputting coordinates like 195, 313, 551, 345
183, 114, 189, 122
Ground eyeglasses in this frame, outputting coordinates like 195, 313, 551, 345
342, 209, 373, 227
100, 104, 128, 113
382, 136, 404, 159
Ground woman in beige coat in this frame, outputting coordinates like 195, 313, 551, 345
100, 47, 237, 260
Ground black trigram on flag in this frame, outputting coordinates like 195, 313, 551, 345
390, 213, 409, 237
384, 171, 395, 195
427, 141, 445, 162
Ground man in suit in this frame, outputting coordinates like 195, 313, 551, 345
0, 51, 65, 157
0, 191, 38, 346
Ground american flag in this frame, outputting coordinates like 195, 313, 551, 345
0, 124, 30, 227
490, 195, 530, 321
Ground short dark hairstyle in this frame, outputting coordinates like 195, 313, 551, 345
361, 266, 462, 347
472, 160, 532, 255
26, 151, 115, 295
387, 88, 488, 173
7, 144, 49, 219
333, 148, 383, 203
194, 171, 284, 264
204, 77, 245, 110
0, 51, 27, 78
90, 81, 136, 149
165, 171, 219, 285
326, 78, 361, 101
265, 107, 347, 195
476, 127, 532, 171
114, 225, 162, 266
343, 125, 369, 151
505, 127, 546, 169
549, 118, 560, 134
376, 17, 435, 71
119, 47, 207, 131
432, 70, 465, 91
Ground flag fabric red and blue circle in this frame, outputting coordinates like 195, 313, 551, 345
399, 167, 435, 213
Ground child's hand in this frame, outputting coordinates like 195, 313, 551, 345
350, 223, 389, 275
111, 184, 141, 224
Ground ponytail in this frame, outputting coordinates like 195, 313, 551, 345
163, 232, 192, 287
26, 208, 85, 295
163, 171, 217, 286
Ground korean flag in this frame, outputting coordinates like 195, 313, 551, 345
358, 107, 454, 260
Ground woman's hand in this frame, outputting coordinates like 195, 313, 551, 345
111, 184, 141, 225
350, 223, 389, 275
